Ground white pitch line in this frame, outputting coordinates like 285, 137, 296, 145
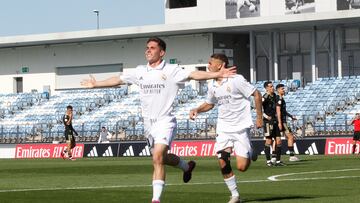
1, 168, 360, 193
0, 179, 270, 193
268, 168, 360, 181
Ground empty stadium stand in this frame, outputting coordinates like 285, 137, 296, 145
1, 77, 359, 144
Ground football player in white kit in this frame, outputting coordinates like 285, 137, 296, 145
189, 54, 262, 203
81, 37, 236, 203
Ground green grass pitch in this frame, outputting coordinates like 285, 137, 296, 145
0, 155, 359, 203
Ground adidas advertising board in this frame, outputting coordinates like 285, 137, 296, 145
118, 142, 149, 157
253, 139, 325, 156
84, 144, 119, 157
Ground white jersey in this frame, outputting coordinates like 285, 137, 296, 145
120, 60, 191, 122
206, 74, 255, 133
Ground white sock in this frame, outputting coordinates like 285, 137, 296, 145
152, 180, 165, 201
177, 159, 189, 172
224, 175, 239, 197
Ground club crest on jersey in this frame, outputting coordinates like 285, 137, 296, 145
139, 76, 143, 80
226, 86, 231, 93
161, 74, 167, 81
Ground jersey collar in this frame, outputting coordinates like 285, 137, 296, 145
146, 60, 166, 71
212, 77, 229, 87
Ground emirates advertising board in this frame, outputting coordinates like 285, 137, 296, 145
325, 138, 359, 155
2, 137, 356, 159
15, 143, 84, 159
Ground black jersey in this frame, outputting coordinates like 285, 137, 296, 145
276, 95, 293, 123
262, 93, 277, 122
63, 114, 72, 130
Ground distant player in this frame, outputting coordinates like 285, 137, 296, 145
349, 113, 360, 154
81, 37, 236, 203
263, 81, 284, 166
61, 105, 76, 160
235, 0, 258, 18
190, 53, 262, 203
276, 84, 300, 162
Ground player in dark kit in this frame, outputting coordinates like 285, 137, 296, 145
276, 84, 299, 162
61, 105, 77, 160
262, 81, 284, 166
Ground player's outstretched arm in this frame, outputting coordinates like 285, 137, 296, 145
188, 66, 236, 81
189, 102, 214, 120
81, 75, 123, 88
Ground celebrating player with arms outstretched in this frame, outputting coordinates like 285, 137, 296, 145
81, 37, 236, 203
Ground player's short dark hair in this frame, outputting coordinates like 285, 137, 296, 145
264, 81, 273, 88
211, 53, 229, 68
147, 37, 166, 51
276, 84, 285, 90
66, 105, 73, 110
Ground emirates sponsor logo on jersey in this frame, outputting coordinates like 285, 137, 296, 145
140, 83, 165, 94
216, 95, 231, 105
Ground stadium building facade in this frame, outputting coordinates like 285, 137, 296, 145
0, 0, 359, 94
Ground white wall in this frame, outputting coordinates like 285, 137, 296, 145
316, 0, 337, 12
0, 34, 213, 93
261, 0, 285, 16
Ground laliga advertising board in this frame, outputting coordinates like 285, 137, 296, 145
15, 144, 84, 159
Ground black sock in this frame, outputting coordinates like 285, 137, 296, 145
265, 145, 271, 161
276, 146, 282, 161
288, 146, 295, 156
352, 144, 357, 154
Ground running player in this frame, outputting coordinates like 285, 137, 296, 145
263, 81, 284, 166
189, 53, 262, 203
276, 84, 300, 162
61, 105, 76, 160
81, 37, 236, 203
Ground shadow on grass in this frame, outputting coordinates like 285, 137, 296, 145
245, 195, 315, 202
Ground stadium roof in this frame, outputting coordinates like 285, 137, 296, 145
0, 10, 360, 49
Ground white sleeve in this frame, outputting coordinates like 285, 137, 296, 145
171, 65, 192, 83
233, 75, 256, 98
119, 66, 140, 85
205, 84, 217, 105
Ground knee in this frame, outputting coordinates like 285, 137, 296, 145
218, 151, 232, 175
152, 153, 164, 165
236, 161, 250, 172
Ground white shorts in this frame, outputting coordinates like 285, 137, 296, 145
144, 116, 176, 149
215, 128, 253, 159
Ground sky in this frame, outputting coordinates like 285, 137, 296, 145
0, 0, 164, 37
